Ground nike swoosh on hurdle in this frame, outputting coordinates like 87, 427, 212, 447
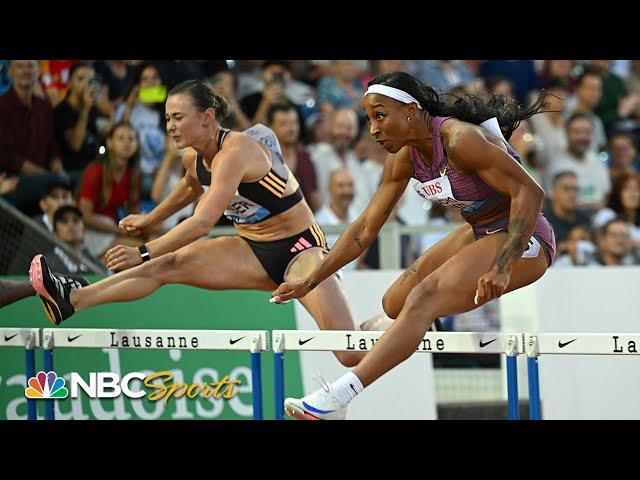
558, 338, 577, 348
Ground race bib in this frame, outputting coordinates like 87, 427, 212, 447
224, 192, 270, 224
413, 175, 475, 210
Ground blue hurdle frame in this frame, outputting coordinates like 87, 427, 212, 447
24, 330, 38, 421
25, 347, 36, 420
506, 354, 519, 420
250, 352, 263, 420
273, 352, 285, 420
43, 347, 55, 420
527, 357, 541, 420
524, 335, 542, 420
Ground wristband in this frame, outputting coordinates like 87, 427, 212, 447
139, 244, 151, 263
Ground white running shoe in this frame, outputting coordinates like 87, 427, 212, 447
284, 376, 348, 420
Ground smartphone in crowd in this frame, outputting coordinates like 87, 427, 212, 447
88, 79, 102, 100
271, 72, 285, 86
139, 85, 168, 103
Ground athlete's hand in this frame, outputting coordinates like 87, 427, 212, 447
475, 265, 510, 305
105, 245, 142, 272
270, 280, 312, 304
119, 214, 150, 236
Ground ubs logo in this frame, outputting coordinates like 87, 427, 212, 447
421, 182, 443, 197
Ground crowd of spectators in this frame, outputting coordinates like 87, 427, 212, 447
2, 59, 639, 273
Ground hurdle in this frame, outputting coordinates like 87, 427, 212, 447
40, 328, 269, 420
272, 330, 523, 420
0, 328, 40, 420
525, 333, 640, 420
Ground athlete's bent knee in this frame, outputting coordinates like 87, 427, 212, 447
335, 351, 363, 368
382, 288, 402, 319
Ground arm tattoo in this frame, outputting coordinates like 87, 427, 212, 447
494, 217, 529, 274
399, 262, 418, 285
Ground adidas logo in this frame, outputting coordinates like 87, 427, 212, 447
52, 275, 66, 299
51, 274, 79, 301
289, 237, 313, 253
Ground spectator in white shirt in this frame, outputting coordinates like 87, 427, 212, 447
309, 108, 368, 214
314, 169, 363, 270
547, 113, 611, 213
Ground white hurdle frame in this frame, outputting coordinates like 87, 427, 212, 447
272, 330, 523, 420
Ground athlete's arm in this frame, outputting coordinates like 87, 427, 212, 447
146, 150, 204, 225
449, 124, 546, 302
119, 149, 204, 235
271, 147, 412, 302
145, 143, 248, 259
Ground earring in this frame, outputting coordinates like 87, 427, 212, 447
407, 117, 411, 122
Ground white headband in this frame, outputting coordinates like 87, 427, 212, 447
364, 84, 423, 110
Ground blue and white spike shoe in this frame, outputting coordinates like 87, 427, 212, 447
284, 376, 348, 420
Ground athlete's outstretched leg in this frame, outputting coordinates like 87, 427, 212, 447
30, 237, 276, 325
0, 279, 35, 308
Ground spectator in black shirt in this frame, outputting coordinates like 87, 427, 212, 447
53, 63, 114, 188
542, 170, 592, 259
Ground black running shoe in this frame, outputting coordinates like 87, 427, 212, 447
29, 254, 84, 325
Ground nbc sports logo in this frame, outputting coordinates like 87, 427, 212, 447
25, 371, 69, 399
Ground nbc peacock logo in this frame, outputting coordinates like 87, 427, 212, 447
25, 371, 69, 399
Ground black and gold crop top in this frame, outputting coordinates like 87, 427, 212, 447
195, 124, 303, 224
